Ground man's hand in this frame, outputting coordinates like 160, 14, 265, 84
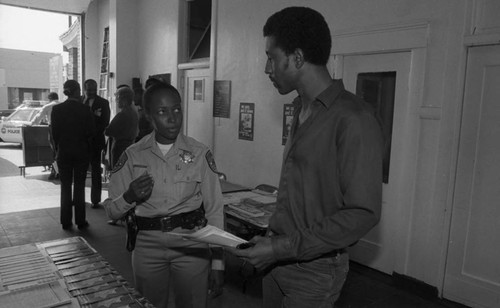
123, 172, 154, 204
94, 108, 102, 117
227, 236, 276, 271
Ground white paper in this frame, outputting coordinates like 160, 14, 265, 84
169, 225, 247, 247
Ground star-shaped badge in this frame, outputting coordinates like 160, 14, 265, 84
179, 150, 195, 164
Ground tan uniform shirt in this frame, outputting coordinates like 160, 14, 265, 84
103, 132, 224, 231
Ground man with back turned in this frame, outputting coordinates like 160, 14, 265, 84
229, 7, 384, 307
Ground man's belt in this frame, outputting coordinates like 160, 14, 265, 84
136, 207, 207, 232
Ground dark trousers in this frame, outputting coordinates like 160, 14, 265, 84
89, 146, 103, 205
58, 159, 88, 226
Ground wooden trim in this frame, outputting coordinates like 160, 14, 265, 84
331, 20, 430, 55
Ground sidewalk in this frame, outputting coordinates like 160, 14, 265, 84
0, 143, 108, 214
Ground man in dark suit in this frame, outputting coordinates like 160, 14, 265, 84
51, 80, 95, 230
83, 79, 111, 208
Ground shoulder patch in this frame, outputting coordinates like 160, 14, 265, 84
205, 150, 218, 173
111, 152, 128, 174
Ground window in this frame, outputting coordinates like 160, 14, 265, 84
187, 0, 211, 60
356, 72, 396, 183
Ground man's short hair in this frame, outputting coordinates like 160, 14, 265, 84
263, 6, 332, 66
116, 87, 134, 106
117, 84, 130, 89
48, 92, 59, 101
84, 79, 97, 89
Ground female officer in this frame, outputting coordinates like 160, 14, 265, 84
103, 82, 224, 308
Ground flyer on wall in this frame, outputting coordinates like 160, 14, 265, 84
282, 104, 295, 145
213, 80, 231, 118
238, 102, 255, 141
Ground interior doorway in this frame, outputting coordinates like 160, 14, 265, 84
443, 44, 500, 308
340, 52, 412, 275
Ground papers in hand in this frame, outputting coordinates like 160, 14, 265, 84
169, 225, 247, 248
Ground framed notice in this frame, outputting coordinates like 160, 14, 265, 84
282, 104, 295, 145
213, 80, 231, 118
238, 103, 254, 141
193, 79, 204, 102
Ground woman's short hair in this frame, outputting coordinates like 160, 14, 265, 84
142, 81, 182, 112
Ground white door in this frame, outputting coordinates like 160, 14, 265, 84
182, 69, 213, 149
340, 52, 411, 274
443, 45, 500, 308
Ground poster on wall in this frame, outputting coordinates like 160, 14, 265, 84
238, 102, 254, 141
193, 79, 204, 102
282, 104, 295, 145
213, 80, 231, 118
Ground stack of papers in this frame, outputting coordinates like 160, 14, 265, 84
222, 190, 277, 205
169, 225, 247, 247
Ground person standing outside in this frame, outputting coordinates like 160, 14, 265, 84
83, 79, 111, 208
33, 92, 60, 179
103, 82, 224, 308
229, 7, 384, 307
51, 80, 95, 230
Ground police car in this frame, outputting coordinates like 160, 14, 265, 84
0, 101, 47, 144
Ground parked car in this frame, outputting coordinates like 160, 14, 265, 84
0, 109, 15, 119
0, 104, 45, 144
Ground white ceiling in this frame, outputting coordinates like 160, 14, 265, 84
0, 0, 92, 15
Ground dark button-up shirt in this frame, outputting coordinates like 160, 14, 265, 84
269, 79, 383, 261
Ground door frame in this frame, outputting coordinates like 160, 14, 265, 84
331, 20, 428, 277
177, 0, 218, 148
442, 42, 500, 307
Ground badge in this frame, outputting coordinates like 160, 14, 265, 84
205, 150, 218, 173
179, 150, 195, 164
111, 152, 128, 174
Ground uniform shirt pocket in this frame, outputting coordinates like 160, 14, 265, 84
173, 166, 202, 200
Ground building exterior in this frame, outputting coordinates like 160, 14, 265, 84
0, 48, 60, 109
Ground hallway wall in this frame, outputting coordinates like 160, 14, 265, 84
212, 0, 468, 292
80, 0, 500, 303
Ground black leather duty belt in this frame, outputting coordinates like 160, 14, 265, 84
136, 207, 207, 232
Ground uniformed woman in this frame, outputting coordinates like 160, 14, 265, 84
103, 82, 224, 308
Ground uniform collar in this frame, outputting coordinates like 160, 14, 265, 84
137, 132, 193, 159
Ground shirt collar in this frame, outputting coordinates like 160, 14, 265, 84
137, 132, 193, 156
293, 79, 345, 110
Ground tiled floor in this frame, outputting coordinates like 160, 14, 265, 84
0, 143, 470, 307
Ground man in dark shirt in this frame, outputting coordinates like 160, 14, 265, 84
229, 7, 383, 307
83, 79, 111, 208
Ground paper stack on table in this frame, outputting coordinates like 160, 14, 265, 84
222, 190, 276, 205
169, 225, 247, 247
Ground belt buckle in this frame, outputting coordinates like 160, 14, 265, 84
160, 216, 173, 232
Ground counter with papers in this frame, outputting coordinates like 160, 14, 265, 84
0, 237, 153, 308
223, 190, 277, 240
